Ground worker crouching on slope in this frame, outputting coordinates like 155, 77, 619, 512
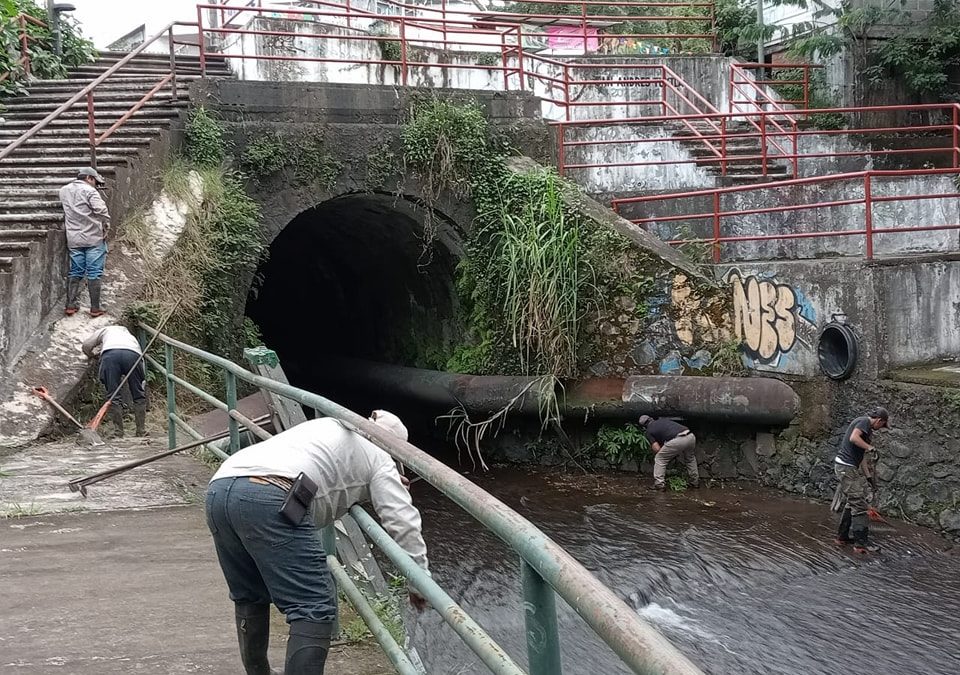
833, 407, 889, 554
81, 325, 147, 437
205, 410, 429, 675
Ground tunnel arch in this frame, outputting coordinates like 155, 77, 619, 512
245, 191, 464, 405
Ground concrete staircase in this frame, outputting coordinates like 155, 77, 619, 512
0, 51, 230, 371
672, 119, 792, 184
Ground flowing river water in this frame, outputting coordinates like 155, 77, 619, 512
405, 467, 960, 675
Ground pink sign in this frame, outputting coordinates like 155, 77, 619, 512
545, 25, 599, 52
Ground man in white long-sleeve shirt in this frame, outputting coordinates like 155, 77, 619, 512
205, 410, 429, 675
81, 325, 146, 437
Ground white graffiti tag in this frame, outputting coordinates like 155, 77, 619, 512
728, 271, 806, 363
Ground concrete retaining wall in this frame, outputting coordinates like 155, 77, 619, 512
713, 255, 960, 378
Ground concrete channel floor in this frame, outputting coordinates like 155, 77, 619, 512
0, 436, 394, 674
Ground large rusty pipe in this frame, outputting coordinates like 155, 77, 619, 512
313, 359, 799, 426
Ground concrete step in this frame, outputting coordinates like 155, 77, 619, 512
723, 174, 793, 184
0, 112, 176, 127
0, 107, 183, 123
2, 96, 186, 112
0, 241, 34, 257
0, 228, 52, 240
4, 90, 182, 106
0, 165, 117, 176
0, 125, 165, 138
0, 212, 61, 224
0, 199, 62, 210
5, 136, 155, 148
0, 154, 135, 169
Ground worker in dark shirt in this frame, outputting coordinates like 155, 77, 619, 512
834, 407, 889, 553
638, 415, 699, 491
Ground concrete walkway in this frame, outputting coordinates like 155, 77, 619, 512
0, 438, 394, 674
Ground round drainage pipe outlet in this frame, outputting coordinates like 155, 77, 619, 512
818, 323, 858, 380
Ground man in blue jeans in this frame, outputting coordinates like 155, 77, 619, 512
205, 410, 429, 674
59, 167, 110, 317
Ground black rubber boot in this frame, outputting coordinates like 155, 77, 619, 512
284, 620, 332, 674
65, 278, 81, 315
851, 514, 880, 553
108, 405, 124, 438
235, 603, 274, 675
133, 401, 147, 436
835, 507, 854, 545
88, 279, 104, 316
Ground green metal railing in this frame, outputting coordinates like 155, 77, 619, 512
139, 323, 704, 675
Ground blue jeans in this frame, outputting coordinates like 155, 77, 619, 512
68, 242, 107, 280
205, 477, 336, 624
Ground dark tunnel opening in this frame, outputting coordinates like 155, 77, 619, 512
246, 193, 462, 433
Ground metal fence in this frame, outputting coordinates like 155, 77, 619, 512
139, 323, 704, 675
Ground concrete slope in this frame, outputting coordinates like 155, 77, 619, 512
0, 52, 230, 374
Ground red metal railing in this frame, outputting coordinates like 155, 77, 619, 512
0, 22, 191, 167
0, 13, 49, 85
732, 62, 822, 110
554, 103, 960, 179
610, 167, 960, 261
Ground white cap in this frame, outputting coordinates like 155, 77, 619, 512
370, 410, 408, 442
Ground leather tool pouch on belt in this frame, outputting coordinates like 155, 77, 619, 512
279, 472, 319, 525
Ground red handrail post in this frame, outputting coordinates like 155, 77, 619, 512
19, 14, 30, 76
441, 0, 447, 48
500, 31, 509, 90
580, 1, 588, 56
953, 104, 959, 168
516, 27, 525, 91
168, 26, 179, 102
803, 67, 810, 109
86, 92, 97, 168
197, 5, 207, 77
760, 113, 768, 177
712, 191, 721, 263
710, 4, 718, 53
563, 63, 571, 121
791, 119, 798, 179
720, 117, 727, 176
557, 123, 566, 176
864, 173, 874, 260
399, 15, 408, 86
345, 0, 352, 30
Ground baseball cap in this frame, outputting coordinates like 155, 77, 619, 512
370, 409, 408, 442
869, 407, 890, 427
638, 415, 653, 427
77, 167, 105, 185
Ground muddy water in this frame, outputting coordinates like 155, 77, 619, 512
407, 468, 960, 675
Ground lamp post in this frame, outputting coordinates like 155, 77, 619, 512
756, 0, 765, 64
46, 0, 77, 57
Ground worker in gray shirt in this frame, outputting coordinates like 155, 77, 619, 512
59, 167, 110, 317
206, 410, 429, 675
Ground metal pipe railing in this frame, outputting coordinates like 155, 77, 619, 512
140, 323, 703, 674
612, 166, 960, 261
0, 21, 194, 166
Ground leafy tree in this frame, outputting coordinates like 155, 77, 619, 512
0, 0, 96, 94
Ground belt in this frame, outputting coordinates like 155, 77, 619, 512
249, 475, 295, 492
677, 430, 691, 437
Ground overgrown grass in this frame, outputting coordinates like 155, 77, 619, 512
124, 108, 266, 402
495, 169, 588, 378
0, 502, 43, 519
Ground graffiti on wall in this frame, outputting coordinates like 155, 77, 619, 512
726, 270, 817, 366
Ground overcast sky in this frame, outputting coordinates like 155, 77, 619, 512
69, 0, 200, 47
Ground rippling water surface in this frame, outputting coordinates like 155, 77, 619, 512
406, 468, 960, 675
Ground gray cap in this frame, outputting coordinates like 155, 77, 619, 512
638, 415, 654, 427
869, 407, 890, 427
77, 167, 105, 184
